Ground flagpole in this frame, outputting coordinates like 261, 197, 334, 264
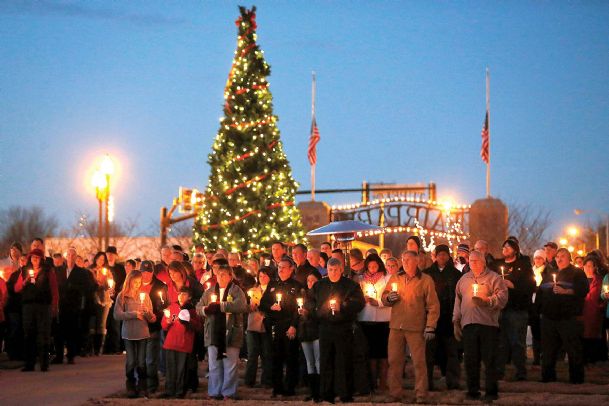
311, 71, 316, 201
486, 67, 491, 198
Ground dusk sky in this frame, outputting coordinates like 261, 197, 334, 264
1, 1, 608, 239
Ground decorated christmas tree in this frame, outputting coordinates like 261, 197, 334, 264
193, 6, 307, 254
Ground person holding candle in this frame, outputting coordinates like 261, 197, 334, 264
244, 267, 273, 388
494, 238, 536, 382
453, 250, 508, 402
52, 247, 95, 365
357, 253, 392, 393
14, 249, 59, 372
529, 249, 549, 366
297, 271, 323, 402
87, 251, 114, 357
381, 250, 440, 404
535, 248, 589, 384
581, 256, 606, 364
139, 260, 168, 393
305, 257, 365, 403
259, 257, 303, 398
423, 244, 462, 391
161, 286, 203, 398
113, 270, 156, 398
104, 246, 126, 355
197, 263, 247, 400
4, 242, 25, 361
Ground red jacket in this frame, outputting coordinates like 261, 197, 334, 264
161, 302, 202, 353
582, 274, 605, 338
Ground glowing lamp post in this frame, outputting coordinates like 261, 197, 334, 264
92, 154, 115, 251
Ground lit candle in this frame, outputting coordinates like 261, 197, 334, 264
297, 297, 304, 309
102, 268, 107, 276
107, 279, 115, 289
330, 298, 337, 315
203, 273, 210, 282
276, 293, 282, 304
163, 309, 171, 318
552, 274, 557, 285
247, 289, 254, 298
500, 267, 505, 279
473, 283, 479, 297
139, 292, 146, 304
158, 291, 164, 304
211, 294, 218, 303
365, 284, 375, 298
28, 269, 35, 283
534, 274, 542, 287
0, 270, 4, 280
391, 282, 398, 292
603, 285, 609, 294
205, 282, 211, 290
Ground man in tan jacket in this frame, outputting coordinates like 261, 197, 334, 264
382, 250, 440, 404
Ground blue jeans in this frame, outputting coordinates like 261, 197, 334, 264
207, 346, 240, 397
245, 331, 272, 386
146, 331, 161, 390
497, 309, 529, 379
125, 339, 147, 383
301, 340, 320, 374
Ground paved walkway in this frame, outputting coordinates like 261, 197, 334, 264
0, 354, 124, 406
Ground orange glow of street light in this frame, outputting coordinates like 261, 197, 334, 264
100, 154, 114, 176
567, 226, 579, 237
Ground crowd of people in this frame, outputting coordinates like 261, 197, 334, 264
0, 235, 608, 403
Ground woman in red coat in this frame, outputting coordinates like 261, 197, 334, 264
581, 256, 605, 364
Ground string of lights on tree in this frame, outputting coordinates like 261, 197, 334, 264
193, 6, 306, 254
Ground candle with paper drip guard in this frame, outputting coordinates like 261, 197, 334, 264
107, 278, 115, 289
139, 292, 146, 305
211, 294, 218, 303
329, 298, 338, 315
163, 309, 171, 319
297, 297, 304, 310
158, 291, 164, 304
28, 269, 35, 283
552, 274, 557, 285
276, 293, 282, 304
473, 283, 479, 297
391, 283, 398, 292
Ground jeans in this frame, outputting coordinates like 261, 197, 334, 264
245, 330, 272, 386
301, 340, 320, 374
146, 330, 161, 391
125, 339, 147, 382
462, 324, 499, 396
165, 349, 188, 396
497, 309, 528, 379
207, 346, 240, 397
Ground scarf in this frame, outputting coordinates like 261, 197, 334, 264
362, 270, 384, 285
211, 281, 233, 360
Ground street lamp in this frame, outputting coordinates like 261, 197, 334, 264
91, 154, 114, 250
100, 154, 114, 250
574, 208, 609, 256
92, 170, 107, 250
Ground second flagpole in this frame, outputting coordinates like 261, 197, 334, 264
311, 71, 316, 201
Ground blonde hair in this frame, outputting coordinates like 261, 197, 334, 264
120, 270, 142, 299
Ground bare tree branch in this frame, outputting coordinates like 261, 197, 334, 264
508, 203, 552, 255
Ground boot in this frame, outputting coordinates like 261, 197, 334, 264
98, 334, 106, 356
126, 379, 137, 398
137, 367, 148, 398
93, 334, 101, 356
308, 373, 320, 402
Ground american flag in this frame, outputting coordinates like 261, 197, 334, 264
308, 116, 320, 166
480, 111, 489, 164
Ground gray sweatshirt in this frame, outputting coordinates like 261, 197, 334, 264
453, 268, 508, 328
114, 293, 155, 340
